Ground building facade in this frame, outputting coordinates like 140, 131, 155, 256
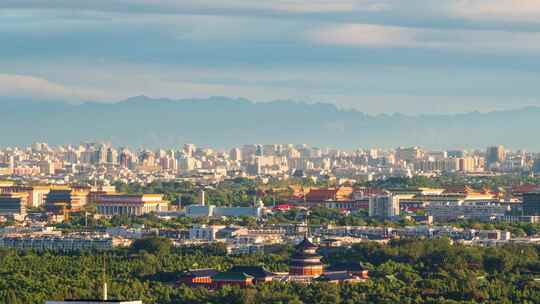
0, 192, 28, 219
369, 194, 400, 218
96, 194, 168, 216
289, 238, 324, 277
45, 187, 90, 213
0, 234, 128, 251
523, 192, 540, 216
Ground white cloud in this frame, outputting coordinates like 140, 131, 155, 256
0, 0, 385, 15
0, 73, 108, 102
272, 0, 386, 13
310, 23, 540, 53
310, 24, 414, 47
3, 0, 540, 23
448, 0, 540, 22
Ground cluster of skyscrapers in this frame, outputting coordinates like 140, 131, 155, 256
0, 143, 538, 187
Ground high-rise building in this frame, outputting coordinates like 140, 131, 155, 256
119, 148, 133, 169
532, 159, 540, 175
229, 148, 242, 161
178, 156, 198, 171
458, 157, 477, 172
183, 144, 196, 157
107, 148, 118, 164
241, 145, 257, 159
63, 148, 79, 164
263, 144, 277, 156
369, 194, 400, 218
255, 144, 264, 156
447, 150, 465, 158
38, 160, 55, 175
396, 147, 424, 163
7, 155, 14, 172
486, 145, 505, 166
96, 147, 108, 164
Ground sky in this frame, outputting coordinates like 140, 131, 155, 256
1, 0, 540, 114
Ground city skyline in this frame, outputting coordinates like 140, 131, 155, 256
0, 140, 533, 154
4, 2, 540, 303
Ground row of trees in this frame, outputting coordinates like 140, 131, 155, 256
360, 174, 540, 191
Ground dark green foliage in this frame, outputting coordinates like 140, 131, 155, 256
2, 240, 540, 303
131, 237, 173, 255
360, 174, 540, 192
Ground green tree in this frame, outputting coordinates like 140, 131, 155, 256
131, 237, 172, 255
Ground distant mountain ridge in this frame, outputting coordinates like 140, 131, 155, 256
2, 96, 539, 150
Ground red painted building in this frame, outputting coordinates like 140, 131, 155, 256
178, 268, 219, 287
289, 238, 324, 277
211, 272, 254, 289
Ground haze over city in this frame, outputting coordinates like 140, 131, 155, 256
3, 1, 540, 304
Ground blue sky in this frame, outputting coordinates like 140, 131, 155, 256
1, 0, 540, 114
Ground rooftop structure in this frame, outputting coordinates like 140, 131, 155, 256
289, 237, 324, 277
45, 188, 89, 213
178, 268, 220, 287
211, 271, 254, 289
0, 192, 28, 220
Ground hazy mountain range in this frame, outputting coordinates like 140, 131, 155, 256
2, 96, 538, 150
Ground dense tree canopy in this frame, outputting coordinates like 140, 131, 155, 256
132, 237, 173, 255
1, 239, 540, 303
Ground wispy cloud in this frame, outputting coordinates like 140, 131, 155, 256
2, 0, 540, 28
0, 73, 108, 102
2, 1, 540, 114
0, 0, 384, 15
310, 23, 540, 54
448, 0, 540, 23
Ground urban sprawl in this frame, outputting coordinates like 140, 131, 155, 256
2, 142, 540, 295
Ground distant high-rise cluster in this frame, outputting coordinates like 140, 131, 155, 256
0, 142, 536, 187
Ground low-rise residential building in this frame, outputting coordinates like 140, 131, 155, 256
0, 234, 130, 251
185, 203, 264, 218
188, 225, 226, 241
426, 202, 508, 222
324, 198, 369, 211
